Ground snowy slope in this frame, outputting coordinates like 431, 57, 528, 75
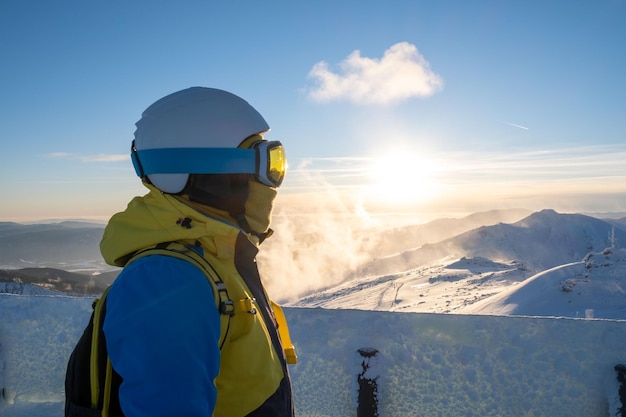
463, 248, 626, 318
290, 210, 626, 319
290, 247, 626, 319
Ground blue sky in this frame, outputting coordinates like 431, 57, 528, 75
1, 1, 625, 223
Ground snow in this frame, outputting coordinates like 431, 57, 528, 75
2, 210, 626, 416
291, 249, 626, 320
0, 294, 93, 416
2, 284, 626, 416
287, 309, 626, 416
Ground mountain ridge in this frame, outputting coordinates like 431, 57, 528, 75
290, 209, 626, 318
355, 209, 626, 279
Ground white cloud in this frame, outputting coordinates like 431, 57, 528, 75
499, 120, 529, 130
45, 152, 74, 159
79, 154, 129, 163
307, 42, 444, 105
44, 152, 128, 162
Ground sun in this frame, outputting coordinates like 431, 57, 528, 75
365, 151, 440, 205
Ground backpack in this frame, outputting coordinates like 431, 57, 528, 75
64, 242, 234, 417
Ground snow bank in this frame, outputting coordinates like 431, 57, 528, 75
2, 294, 626, 416
0, 294, 92, 416
288, 308, 626, 416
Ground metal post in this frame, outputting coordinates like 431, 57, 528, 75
357, 347, 379, 417
616, 364, 626, 417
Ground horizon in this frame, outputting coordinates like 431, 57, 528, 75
3, 206, 626, 229
2, 2, 625, 222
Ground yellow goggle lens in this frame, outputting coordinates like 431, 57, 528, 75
268, 145, 286, 186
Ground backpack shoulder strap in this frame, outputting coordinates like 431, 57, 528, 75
126, 241, 234, 347
89, 287, 114, 416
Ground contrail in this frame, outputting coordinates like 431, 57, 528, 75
499, 120, 529, 130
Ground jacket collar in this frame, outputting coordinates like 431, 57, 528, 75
100, 184, 257, 267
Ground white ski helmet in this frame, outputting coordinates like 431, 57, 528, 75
132, 87, 271, 193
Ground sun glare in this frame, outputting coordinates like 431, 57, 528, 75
366, 152, 440, 205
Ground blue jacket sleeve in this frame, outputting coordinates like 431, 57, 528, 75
103, 255, 221, 417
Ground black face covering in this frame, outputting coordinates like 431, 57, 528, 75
181, 173, 278, 243
183, 173, 249, 219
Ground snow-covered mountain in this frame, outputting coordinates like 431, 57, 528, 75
356, 209, 625, 277
352, 208, 533, 258
289, 209, 626, 319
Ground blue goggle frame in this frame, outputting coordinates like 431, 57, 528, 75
131, 140, 286, 187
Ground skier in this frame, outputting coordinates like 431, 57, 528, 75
67, 87, 295, 416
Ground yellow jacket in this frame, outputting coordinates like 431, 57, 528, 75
100, 185, 295, 416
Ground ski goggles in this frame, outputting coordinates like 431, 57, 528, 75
131, 140, 287, 187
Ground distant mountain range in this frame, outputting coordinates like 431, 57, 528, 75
356, 209, 626, 278
357, 208, 533, 258
0, 221, 107, 270
1, 209, 626, 303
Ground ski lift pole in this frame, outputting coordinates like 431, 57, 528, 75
357, 347, 380, 417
